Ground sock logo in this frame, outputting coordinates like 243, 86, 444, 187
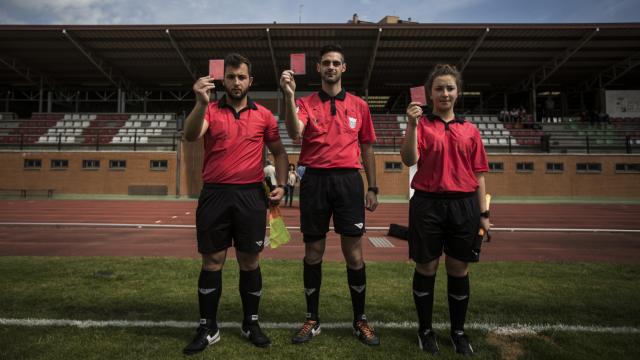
198, 288, 217, 295
354, 223, 364, 229
304, 288, 316, 296
413, 290, 431, 297
256, 240, 264, 247
449, 293, 469, 301
248, 290, 262, 297
251, 314, 259, 321
350, 285, 366, 293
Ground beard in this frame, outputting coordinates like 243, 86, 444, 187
321, 72, 341, 84
225, 87, 249, 100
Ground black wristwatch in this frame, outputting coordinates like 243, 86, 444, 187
480, 211, 490, 219
367, 186, 379, 195
277, 184, 286, 189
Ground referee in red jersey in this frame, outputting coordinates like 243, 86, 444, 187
280, 44, 380, 346
400, 64, 490, 356
181, 53, 288, 355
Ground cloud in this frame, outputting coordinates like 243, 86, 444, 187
0, 0, 638, 25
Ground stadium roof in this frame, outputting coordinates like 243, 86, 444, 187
1, 23, 639, 98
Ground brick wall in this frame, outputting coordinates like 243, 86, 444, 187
0, 151, 177, 195
2, 147, 639, 198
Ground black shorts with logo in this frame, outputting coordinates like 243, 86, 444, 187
196, 182, 267, 254
300, 168, 365, 242
408, 190, 482, 263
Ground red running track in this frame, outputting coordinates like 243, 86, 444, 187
0, 200, 639, 263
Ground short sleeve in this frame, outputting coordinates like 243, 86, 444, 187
264, 112, 281, 143
358, 101, 376, 144
471, 128, 489, 173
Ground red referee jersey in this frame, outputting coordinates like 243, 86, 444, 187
296, 89, 376, 169
411, 113, 488, 193
202, 95, 280, 184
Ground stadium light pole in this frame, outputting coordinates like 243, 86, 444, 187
362, 28, 383, 101
458, 28, 490, 73
165, 29, 197, 81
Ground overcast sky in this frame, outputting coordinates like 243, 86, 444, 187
0, 0, 638, 25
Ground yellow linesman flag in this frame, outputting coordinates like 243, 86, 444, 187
268, 205, 291, 249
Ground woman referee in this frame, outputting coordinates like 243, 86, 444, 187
400, 64, 490, 356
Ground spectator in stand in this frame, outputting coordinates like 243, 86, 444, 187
579, 109, 589, 123
589, 109, 599, 125
519, 106, 528, 123
544, 96, 555, 122
510, 107, 520, 123
499, 108, 509, 122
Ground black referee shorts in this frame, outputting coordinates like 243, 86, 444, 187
299, 168, 365, 242
408, 190, 482, 263
196, 182, 267, 254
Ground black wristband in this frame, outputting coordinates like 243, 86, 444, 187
480, 210, 490, 218
367, 186, 379, 195
277, 184, 285, 188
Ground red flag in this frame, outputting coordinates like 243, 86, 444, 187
290, 53, 306, 75
209, 59, 224, 79
410, 86, 427, 105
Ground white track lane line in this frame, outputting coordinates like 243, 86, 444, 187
0, 222, 639, 233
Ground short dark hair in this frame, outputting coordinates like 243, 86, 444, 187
224, 53, 252, 75
318, 44, 345, 63
426, 64, 462, 96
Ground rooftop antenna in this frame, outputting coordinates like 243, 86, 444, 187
299, 4, 303, 23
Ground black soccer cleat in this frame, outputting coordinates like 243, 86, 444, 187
291, 319, 321, 344
450, 331, 474, 357
182, 320, 220, 356
353, 318, 380, 346
241, 322, 271, 348
418, 328, 439, 354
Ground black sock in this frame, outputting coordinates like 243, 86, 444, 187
413, 270, 436, 332
347, 264, 367, 323
198, 269, 222, 331
448, 274, 470, 334
239, 267, 262, 325
303, 260, 322, 321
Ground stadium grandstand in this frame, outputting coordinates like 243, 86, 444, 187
1, 18, 639, 198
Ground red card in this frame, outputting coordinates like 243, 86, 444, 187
209, 59, 224, 79
410, 86, 427, 105
290, 53, 306, 75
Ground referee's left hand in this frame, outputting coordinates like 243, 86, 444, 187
365, 191, 378, 212
480, 217, 491, 233
269, 187, 285, 205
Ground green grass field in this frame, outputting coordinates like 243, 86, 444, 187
1, 257, 639, 359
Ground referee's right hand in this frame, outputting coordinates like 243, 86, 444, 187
280, 70, 296, 98
406, 102, 423, 127
193, 76, 215, 105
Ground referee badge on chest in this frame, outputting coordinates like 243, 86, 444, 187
348, 116, 357, 129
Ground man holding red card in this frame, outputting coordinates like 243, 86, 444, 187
280, 44, 380, 347
181, 53, 288, 355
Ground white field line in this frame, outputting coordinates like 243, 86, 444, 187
0, 318, 638, 334
0, 222, 639, 234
